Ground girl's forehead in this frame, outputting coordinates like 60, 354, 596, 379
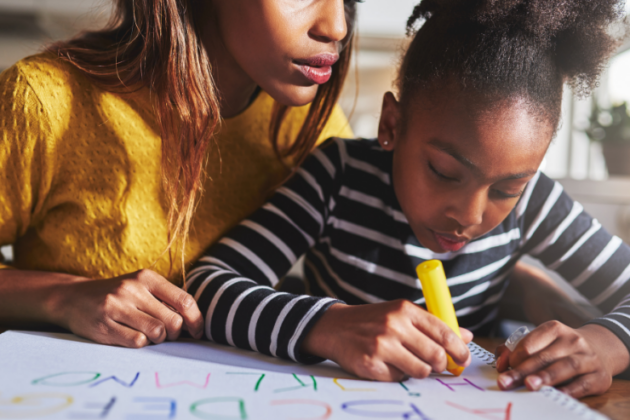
407, 95, 552, 180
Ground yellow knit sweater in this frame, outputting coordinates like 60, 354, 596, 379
0, 54, 353, 281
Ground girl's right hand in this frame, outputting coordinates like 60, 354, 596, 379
51, 269, 204, 348
302, 300, 473, 381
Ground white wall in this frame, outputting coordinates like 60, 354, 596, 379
356, 0, 418, 37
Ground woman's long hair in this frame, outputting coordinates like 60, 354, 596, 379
48, 0, 353, 279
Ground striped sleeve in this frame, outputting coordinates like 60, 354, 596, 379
188, 139, 345, 364
520, 172, 630, 352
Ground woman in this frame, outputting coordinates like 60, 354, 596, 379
0, 0, 355, 347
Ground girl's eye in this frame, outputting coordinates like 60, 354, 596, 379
492, 188, 525, 200
429, 163, 458, 182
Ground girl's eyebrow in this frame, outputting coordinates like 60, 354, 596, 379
428, 138, 477, 171
428, 138, 536, 181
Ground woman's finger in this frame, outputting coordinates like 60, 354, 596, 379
111, 305, 168, 344
92, 318, 151, 349
522, 354, 598, 391
135, 289, 184, 341
140, 270, 204, 338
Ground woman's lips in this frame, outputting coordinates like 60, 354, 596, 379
432, 231, 469, 252
293, 54, 338, 85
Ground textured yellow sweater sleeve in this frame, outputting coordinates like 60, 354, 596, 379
0, 65, 54, 270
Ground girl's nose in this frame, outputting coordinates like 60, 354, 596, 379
309, 0, 348, 43
446, 190, 486, 228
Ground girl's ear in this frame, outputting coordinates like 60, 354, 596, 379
378, 92, 401, 151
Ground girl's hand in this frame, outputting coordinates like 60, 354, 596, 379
302, 300, 473, 381
52, 269, 204, 348
496, 321, 630, 398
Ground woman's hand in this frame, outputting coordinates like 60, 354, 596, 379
51, 269, 204, 348
302, 299, 473, 382
496, 321, 630, 398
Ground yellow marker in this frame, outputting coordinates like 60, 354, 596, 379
416, 260, 466, 376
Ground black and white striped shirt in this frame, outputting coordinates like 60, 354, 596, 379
188, 138, 630, 364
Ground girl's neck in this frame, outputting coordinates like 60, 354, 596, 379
200, 20, 259, 119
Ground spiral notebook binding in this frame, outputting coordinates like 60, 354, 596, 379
468, 341, 496, 368
467, 342, 609, 420
539, 386, 609, 420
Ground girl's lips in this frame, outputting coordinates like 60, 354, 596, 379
432, 231, 469, 252
293, 54, 338, 85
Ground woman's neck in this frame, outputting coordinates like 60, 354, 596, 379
200, 20, 259, 119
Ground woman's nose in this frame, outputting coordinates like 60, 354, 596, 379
309, 0, 348, 43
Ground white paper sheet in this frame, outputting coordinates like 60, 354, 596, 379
0, 331, 606, 419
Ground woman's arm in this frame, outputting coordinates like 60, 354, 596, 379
0, 268, 204, 346
0, 64, 203, 346
497, 173, 630, 397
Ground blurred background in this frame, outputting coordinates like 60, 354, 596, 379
2, 0, 630, 323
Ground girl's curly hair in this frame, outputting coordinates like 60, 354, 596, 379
399, 0, 626, 125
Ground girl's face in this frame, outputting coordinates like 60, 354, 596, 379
378, 90, 555, 254
208, 0, 352, 108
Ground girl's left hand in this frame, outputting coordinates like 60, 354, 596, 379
495, 322, 630, 398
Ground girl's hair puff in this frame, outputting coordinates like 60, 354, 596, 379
400, 0, 626, 125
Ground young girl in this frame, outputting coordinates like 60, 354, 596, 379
188, 0, 630, 398
0, 1, 355, 346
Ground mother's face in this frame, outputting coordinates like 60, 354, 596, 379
211, 0, 355, 107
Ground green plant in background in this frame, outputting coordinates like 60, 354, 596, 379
586, 102, 630, 143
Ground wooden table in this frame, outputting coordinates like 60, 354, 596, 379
476, 337, 630, 420
1, 329, 628, 418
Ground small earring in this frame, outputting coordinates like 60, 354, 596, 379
383, 140, 390, 145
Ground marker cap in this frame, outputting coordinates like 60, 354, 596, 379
505, 326, 530, 352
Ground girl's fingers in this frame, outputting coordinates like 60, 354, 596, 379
460, 328, 474, 343
354, 357, 407, 382
381, 362, 408, 383
411, 312, 470, 366
495, 345, 511, 373
499, 338, 570, 390
136, 289, 184, 341
508, 321, 564, 368
401, 328, 449, 373
558, 372, 612, 399
386, 343, 433, 380
522, 354, 598, 391
111, 306, 168, 344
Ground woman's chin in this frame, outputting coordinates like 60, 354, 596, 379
265, 84, 319, 108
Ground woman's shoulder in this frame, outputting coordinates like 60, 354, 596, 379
0, 53, 102, 124
2, 53, 88, 96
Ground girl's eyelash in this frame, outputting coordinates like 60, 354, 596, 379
429, 162, 524, 198
428, 163, 457, 181
494, 189, 525, 199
